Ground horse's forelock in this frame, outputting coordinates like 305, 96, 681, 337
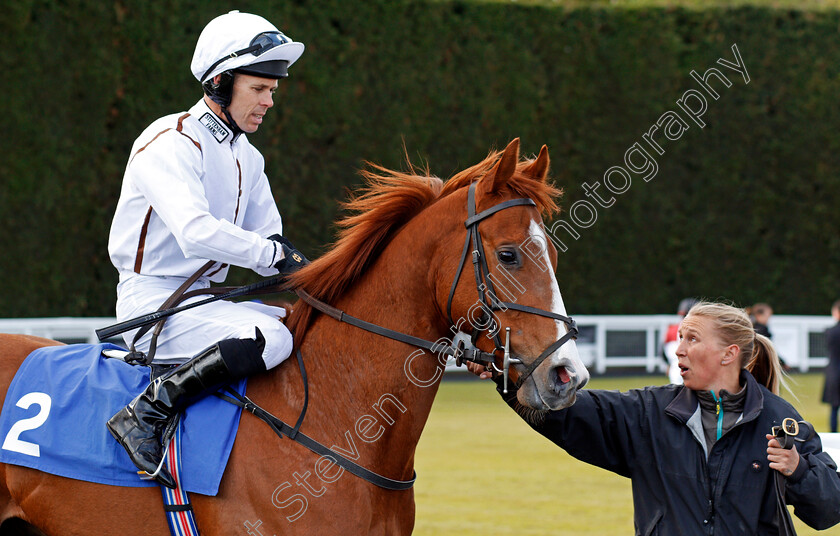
441, 149, 563, 217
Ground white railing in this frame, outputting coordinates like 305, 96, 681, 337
572, 314, 836, 374
440, 314, 835, 374
0, 317, 118, 345
822, 434, 840, 470
0, 315, 835, 374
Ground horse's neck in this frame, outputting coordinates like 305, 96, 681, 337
280, 234, 446, 478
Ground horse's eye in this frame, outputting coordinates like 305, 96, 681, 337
497, 250, 519, 265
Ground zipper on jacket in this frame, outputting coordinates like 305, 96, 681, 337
710, 390, 723, 440
705, 498, 715, 534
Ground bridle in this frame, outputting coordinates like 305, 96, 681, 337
97, 177, 582, 493
166, 179, 582, 493
299, 180, 579, 392
444, 181, 579, 391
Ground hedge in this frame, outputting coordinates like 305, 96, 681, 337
2, 1, 839, 316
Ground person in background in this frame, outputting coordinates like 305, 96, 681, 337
749, 302, 790, 371
472, 301, 840, 534
662, 297, 697, 385
750, 302, 774, 339
822, 300, 840, 433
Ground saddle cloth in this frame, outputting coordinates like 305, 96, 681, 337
0, 343, 245, 495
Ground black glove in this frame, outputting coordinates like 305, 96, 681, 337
268, 234, 310, 274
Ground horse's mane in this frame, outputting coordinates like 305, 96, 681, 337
285, 149, 563, 344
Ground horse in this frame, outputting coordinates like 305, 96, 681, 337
0, 138, 588, 535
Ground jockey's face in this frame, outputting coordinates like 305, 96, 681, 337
227, 73, 278, 134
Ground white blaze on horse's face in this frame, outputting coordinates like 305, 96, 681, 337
515, 219, 589, 411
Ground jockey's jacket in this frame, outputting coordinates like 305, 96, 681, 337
108, 98, 284, 283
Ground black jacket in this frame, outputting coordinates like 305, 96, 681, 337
513, 371, 840, 535
823, 323, 840, 406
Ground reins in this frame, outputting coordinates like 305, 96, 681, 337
295, 289, 497, 366
213, 350, 417, 491
771, 418, 816, 536
105, 180, 581, 491
126, 260, 216, 364
217, 182, 580, 492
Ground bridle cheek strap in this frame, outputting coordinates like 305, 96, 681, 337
446, 182, 536, 326
445, 181, 578, 385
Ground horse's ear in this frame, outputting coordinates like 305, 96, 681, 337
524, 145, 550, 183
479, 138, 520, 196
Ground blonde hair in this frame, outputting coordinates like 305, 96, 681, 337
686, 301, 782, 394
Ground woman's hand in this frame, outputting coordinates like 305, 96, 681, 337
766, 434, 800, 477
466, 362, 493, 380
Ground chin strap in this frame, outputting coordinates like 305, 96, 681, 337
221, 106, 243, 142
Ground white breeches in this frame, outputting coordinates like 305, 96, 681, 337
115, 274, 293, 369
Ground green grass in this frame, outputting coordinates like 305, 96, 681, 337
413, 373, 840, 535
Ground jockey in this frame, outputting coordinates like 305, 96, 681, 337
106, 11, 307, 488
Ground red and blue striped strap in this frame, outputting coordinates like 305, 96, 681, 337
160, 423, 200, 536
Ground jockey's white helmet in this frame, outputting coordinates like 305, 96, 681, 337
191, 11, 305, 84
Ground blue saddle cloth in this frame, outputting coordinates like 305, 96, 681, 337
0, 343, 245, 495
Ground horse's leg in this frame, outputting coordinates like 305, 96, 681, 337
4, 468, 168, 535
0, 465, 38, 536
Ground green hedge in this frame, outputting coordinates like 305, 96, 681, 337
2, 1, 839, 316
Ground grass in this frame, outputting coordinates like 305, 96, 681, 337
413, 373, 840, 535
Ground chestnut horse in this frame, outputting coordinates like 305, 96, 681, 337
0, 138, 588, 535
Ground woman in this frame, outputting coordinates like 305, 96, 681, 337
475, 302, 840, 535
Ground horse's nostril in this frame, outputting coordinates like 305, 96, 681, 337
556, 366, 571, 385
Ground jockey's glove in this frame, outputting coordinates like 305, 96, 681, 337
268, 234, 310, 274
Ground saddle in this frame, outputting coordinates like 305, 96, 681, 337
0, 343, 245, 495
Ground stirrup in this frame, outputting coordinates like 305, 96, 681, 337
137, 448, 169, 481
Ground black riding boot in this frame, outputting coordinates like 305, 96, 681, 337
106, 332, 266, 488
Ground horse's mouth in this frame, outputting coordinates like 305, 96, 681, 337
519, 365, 579, 411
549, 364, 581, 397
534, 382, 578, 411
556, 366, 572, 385
516, 351, 589, 412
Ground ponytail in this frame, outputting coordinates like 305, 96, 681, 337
746, 333, 782, 395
